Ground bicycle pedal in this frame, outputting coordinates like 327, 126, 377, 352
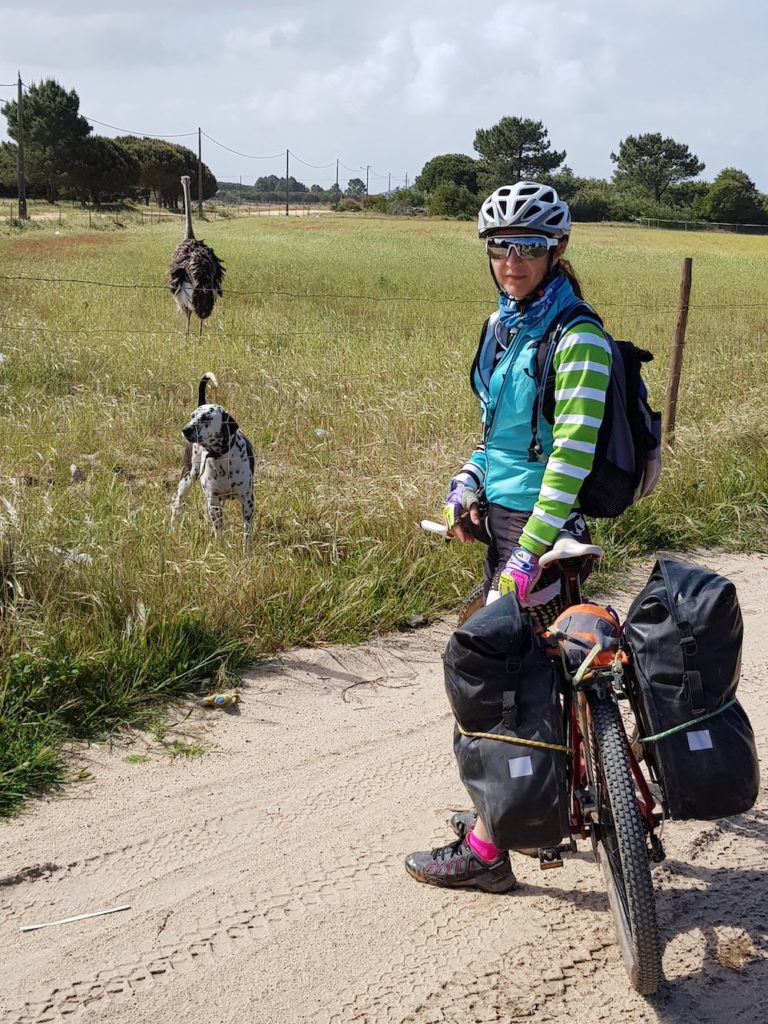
649, 834, 666, 863
538, 847, 564, 870
576, 787, 597, 816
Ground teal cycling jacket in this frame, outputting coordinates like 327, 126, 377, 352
460, 273, 612, 556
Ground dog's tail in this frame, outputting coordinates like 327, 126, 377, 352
198, 372, 219, 407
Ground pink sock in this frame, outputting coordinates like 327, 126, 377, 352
468, 830, 503, 863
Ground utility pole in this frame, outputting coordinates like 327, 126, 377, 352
239, 175, 242, 205
197, 127, 203, 216
285, 149, 290, 216
16, 72, 27, 221
404, 172, 409, 189
365, 165, 370, 195
387, 172, 391, 196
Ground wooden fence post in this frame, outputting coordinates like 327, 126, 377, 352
662, 257, 693, 451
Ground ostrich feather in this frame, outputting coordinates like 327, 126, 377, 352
168, 178, 226, 329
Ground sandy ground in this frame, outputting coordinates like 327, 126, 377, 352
1, 552, 767, 1024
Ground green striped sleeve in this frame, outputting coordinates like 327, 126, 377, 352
521, 323, 612, 555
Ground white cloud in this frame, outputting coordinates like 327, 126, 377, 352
224, 20, 304, 56
247, 30, 407, 123
404, 22, 459, 114
1, 1, 768, 188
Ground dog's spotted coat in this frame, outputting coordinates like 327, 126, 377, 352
170, 373, 255, 552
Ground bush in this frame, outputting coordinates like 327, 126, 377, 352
337, 198, 361, 212
570, 188, 612, 222
426, 181, 477, 218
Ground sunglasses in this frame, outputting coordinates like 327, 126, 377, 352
485, 235, 559, 261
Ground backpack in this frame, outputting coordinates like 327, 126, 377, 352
623, 556, 759, 820
443, 594, 570, 850
530, 302, 662, 519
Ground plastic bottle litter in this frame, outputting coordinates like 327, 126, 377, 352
199, 690, 239, 709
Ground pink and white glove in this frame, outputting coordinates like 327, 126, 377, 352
498, 547, 541, 605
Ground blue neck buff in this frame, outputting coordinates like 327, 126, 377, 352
497, 271, 568, 330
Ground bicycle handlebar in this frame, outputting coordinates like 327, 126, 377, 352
420, 519, 450, 538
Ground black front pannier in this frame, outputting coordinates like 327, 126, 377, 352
624, 556, 759, 820
443, 594, 570, 851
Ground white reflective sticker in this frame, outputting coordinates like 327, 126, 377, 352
508, 756, 534, 779
687, 729, 713, 751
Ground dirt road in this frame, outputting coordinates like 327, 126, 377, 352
1, 553, 767, 1023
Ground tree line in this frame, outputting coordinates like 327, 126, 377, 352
388, 117, 767, 226
215, 175, 370, 207
2, 80, 766, 225
0, 80, 217, 207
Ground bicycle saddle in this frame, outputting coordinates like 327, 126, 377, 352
538, 531, 604, 568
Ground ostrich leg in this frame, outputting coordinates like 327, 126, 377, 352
185, 309, 191, 337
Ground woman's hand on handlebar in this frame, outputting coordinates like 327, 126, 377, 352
445, 504, 482, 543
443, 477, 482, 543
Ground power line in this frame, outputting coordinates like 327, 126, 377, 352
290, 151, 336, 170
3, 81, 400, 183
80, 114, 197, 138
201, 131, 283, 160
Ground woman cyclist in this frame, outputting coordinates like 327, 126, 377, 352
405, 181, 612, 892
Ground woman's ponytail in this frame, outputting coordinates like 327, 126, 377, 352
557, 257, 583, 298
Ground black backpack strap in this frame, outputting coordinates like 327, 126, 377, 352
527, 301, 601, 464
501, 690, 519, 729
470, 314, 511, 398
501, 655, 522, 728
658, 558, 706, 716
469, 316, 491, 399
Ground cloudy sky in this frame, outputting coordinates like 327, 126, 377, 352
1, 0, 766, 191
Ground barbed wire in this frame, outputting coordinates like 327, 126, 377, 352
0, 272, 765, 312
0, 272, 485, 302
0, 321, 423, 338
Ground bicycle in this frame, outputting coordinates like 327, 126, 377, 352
422, 522, 665, 995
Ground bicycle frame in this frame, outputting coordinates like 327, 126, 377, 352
541, 555, 663, 859
564, 667, 659, 843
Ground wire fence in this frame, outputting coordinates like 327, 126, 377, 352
637, 217, 768, 236
1, 272, 766, 313
1, 199, 338, 230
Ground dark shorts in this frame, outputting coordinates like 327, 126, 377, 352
481, 504, 592, 625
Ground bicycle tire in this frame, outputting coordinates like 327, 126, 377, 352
587, 694, 662, 995
457, 583, 485, 626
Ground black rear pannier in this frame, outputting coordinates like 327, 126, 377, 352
443, 594, 570, 851
624, 556, 759, 820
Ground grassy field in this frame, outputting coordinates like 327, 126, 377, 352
1, 212, 767, 813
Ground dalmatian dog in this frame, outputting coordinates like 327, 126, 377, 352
171, 373, 255, 552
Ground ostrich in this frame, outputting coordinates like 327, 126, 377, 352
169, 175, 225, 336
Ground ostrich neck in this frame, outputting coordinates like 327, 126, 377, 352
183, 181, 195, 240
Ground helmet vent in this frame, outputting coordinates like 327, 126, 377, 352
477, 181, 571, 238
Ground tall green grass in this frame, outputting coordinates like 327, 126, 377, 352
1, 214, 766, 813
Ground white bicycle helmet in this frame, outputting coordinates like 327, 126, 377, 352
478, 181, 571, 238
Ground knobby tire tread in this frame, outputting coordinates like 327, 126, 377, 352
457, 584, 485, 626
588, 694, 662, 995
